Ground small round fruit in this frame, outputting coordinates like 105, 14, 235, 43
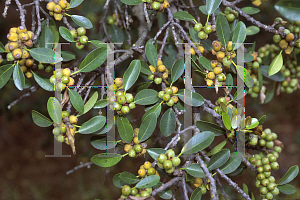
266, 141, 274, 149
194, 23, 203, 32
171, 86, 178, 94
264, 172, 271, 178
133, 136, 139, 144
80, 36, 88, 45
70, 30, 77, 39
148, 74, 154, 80
262, 157, 269, 165
45, 65, 53, 73
260, 187, 268, 195
114, 78, 123, 87
130, 188, 138, 196
272, 188, 279, 196
249, 157, 256, 164
128, 149, 136, 157
172, 157, 181, 167
165, 87, 173, 95
117, 95, 126, 104
163, 160, 173, 170
273, 34, 281, 43
53, 5, 62, 13
61, 111, 69, 118
218, 97, 226, 105
198, 31, 207, 40
158, 65, 166, 72
171, 96, 178, 104
166, 149, 175, 158
133, 128, 139, 136
122, 185, 131, 196
121, 106, 130, 114
134, 144, 143, 153
261, 179, 269, 187
69, 115, 78, 124
57, 135, 65, 142
77, 27, 86, 36
129, 102, 136, 109
25, 71, 32, 78
12, 48, 22, 59
204, 25, 212, 34
46, 2, 56, 11
53, 127, 60, 135
163, 94, 170, 101
62, 76, 70, 84
166, 98, 175, 106
207, 72, 215, 80
265, 192, 273, 200
257, 166, 264, 173
151, 2, 161, 10
255, 180, 261, 187
226, 13, 235, 22
138, 168, 146, 177
154, 77, 162, 84
274, 146, 282, 153
147, 167, 156, 175
140, 191, 150, 197
76, 42, 84, 49
107, 16, 115, 25
206, 79, 213, 86
124, 144, 133, 152
213, 67, 223, 75
20, 66, 27, 73
263, 165, 271, 172
258, 139, 266, 147
257, 173, 265, 180
158, 154, 167, 164
158, 91, 165, 99
125, 93, 134, 103
166, 167, 175, 174
271, 162, 279, 170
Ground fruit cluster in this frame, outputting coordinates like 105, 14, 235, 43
157, 149, 181, 174
224, 7, 239, 22
144, 0, 169, 11
46, 0, 70, 21
50, 68, 75, 90
193, 178, 208, 194
148, 60, 169, 84
69, 27, 88, 50
189, 44, 205, 55
248, 128, 278, 148
245, 52, 262, 70
204, 59, 227, 86
52, 111, 78, 144
194, 22, 215, 40
247, 75, 266, 98
213, 96, 230, 115
158, 86, 178, 107
138, 161, 159, 177
121, 185, 152, 198
108, 78, 136, 114
124, 128, 147, 157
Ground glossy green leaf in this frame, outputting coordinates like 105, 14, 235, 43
77, 91, 98, 116
119, 171, 140, 184
278, 165, 299, 185
90, 40, 106, 48
32, 71, 54, 91
246, 26, 260, 36
30, 48, 62, 63
278, 184, 296, 194
113, 173, 127, 188
0, 64, 14, 89
198, 57, 213, 71
138, 113, 157, 142
120, 0, 142, 5
93, 99, 108, 109
160, 108, 176, 137
233, 86, 246, 101
32, 110, 53, 127
206, 0, 222, 15
171, 59, 184, 83
201, 39, 213, 52
260, 65, 285, 82
123, 60, 141, 90
199, 5, 221, 15
196, 120, 226, 136
68, 89, 84, 113
134, 82, 152, 93
59, 26, 74, 42
153, 182, 172, 199
0, 42, 5, 52
145, 39, 158, 67
13, 64, 25, 90
143, 103, 161, 121
207, 140, 227, 156
236, 64, 254, 88
243, 183, 249, 195
94, 119, 114, 135
135, 89, 159, 105
140, 60, 152, 75
268, 52, 283, 76
241, 7, 260, 15
90, 135, 117, 150
136, 175, 160, 189
147, 148, 167, 161
117, 116, 133, 143
181, 131, 214, 154
47, 97, 62, 125
222, 113, 231, 130
225, 73, 233, 92
70, 0, 84, 8
78, 116, 106, 134
61, 51, 76, 62
79, 47, 107, 72
189, 26, 199, 43
191, 187, 202, 200
177, 89, 204, 107
185, 163, 205, 178
264, 84, 275, 104
173, 11, 195, 21
49, 19, 59, 45
258, 115, 266, 125
216, 14, 230, 47
232, 22, 246, 50
246, 118, 259, 129
275, 0, 300, 22
208, 149, 230, 170
219, 152, 243, 174
71, 15, 93, 29
91, 153, 122, 167
109, 25, 124, 44
40, 24, 54, 48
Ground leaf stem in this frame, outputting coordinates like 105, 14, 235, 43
206, 15, 210, 25
122, 153, 128, 157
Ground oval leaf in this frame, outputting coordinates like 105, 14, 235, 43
196, 120, 226, 137
30, 48, 62, 63
79, 47, 107, 72
59, 26, 74, 42
47, 97, 62, 125
135, 89, 159, 105
70, 0, 84, 8
277, 184, 296, 195
185, 163, 206, 178
160, 108, 176, 137
140, 60, 152, 75
275, 0, 300, 22
77, 91, 98, 117
68, 89, 84, 113
40, 24, 54, 48
136, 175, 160, 189
120, 172, 140, 184
232, 22, 246, 50
32, 110, 53, 127
91, 153, 122, 167
171, 59, 184, 83
268, 52, 283, 76
61, 51, 76, 62
117, 116, 133, 143
120, 0, 142, 5
246, 26, 260, 36
79, 116, 106, 134
206, 0, 222, 15
145, 39, 158, 67
90, 40, 106, 48
32, 72, 54, 91
191, 187, 202, 200
109, 24, 124, 44
138, 113, 157, 142
143, 103, 161, 121
147, 148, 167, 161
71, 15, 93, 29
206, 140, 227, 157
207, 149, 230, 170
278, 165, 299, 185
177, 89, 204, 107
181, 131, 215, 154
13, 64, 25, 90
219, 152, 243, 174
113, 173, 127, 188
0, 64, 14, 89
198, 57, 213, 71
173, 11, 195, 21
260, 65, 285, 82
123, 60, 141, 90
93, 99, 108, 109
90, 135, 117, 150
241, 7, 260, 15
216, 14, 230, 47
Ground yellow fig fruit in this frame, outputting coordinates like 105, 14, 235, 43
25, 59, 34, 67
17, 26, 27, 34
46, 2, 56, 11
54, 13, 63, 21
7, 32, 18, 42
20, 65, 27, 73
58, 0, 68, 9
24, 40, 33, 47
19, 59, 26, 66
22, 50, 30, 59
27, 31, 34, 40
12, 48, 23, 59
25, 71, 33, 78
9, 27, 18, 33
53, 5, 62, 13
8, 42, 19, 51
19, 32, 29, 42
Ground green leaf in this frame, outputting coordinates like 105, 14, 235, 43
135, 89, 159, 105
153, 182, 172, 199
232, 22, 246, 50
30, 48, 62, 63
40, 24, 54, 48
246, 118, 259, 129
278, 165, 299, 185
185, 163, 206, 178
120, 172, 140, 184
145, 39, 158, 67
216, 14, 230, 47
231, 115, 241, 129
181, 131, 214, 154
177, 89, 204, 107
61, 51, 76, 62
138, 113, 157, 142
222, 113, 231, 130
201, 39, 213, 52
196, 120, 226, 137
206, 0, 222, 15
143, 103, 161, 120
134, 82, 151, 93
90, 135, 117, 150
243, 183, 249, 195
91, 153, 122, 167
160, 108, 176, 137
94, 119, 114, 135
225, 73, 233, 92
70, 0, 84, 8
241, 7, 260, 15
190, 187, 202, 200
260, 65, 285, 82
13, 64, 25, 90
47, 97, 62, 125
206, 140, 227, 156
117, 116, 133, 143
140, 60, 152, 75
32, 71, 54, 91
246, 26, 260, 36
258, 68, 263, 90
147, 148, 167, 161
0, 42, 6, 53
0, 64, 14, 89
79, 47, 107, 72
90, 40, 106, 48
258, 115, 266, 125
173, 11, 195, 21
207, 149, 230, 170
113, 173, 127, 188
120, 0, 142, 5
93, 99, 108, 109
32, 110, 53, 127
233, 86, 246, 101
199, 5, 221, 15
275, 0, 300, 22
268, 52, 283, 76
109, 24, 124, 44
236, 64, 254, 88
189, 26, 200, 43
219, 152, 243, 174
68, 89, 84, 113
277, 184, 296, 194
136, 175, 160, 189
171, 59, 184, 83
264, 84, 275, 104
49, 19, 59, 45
79, 116, 106, 134
77, 91, 98, 116
198, 57, 213, 71
123, 60, 141, 90
70, 15, 93, 29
